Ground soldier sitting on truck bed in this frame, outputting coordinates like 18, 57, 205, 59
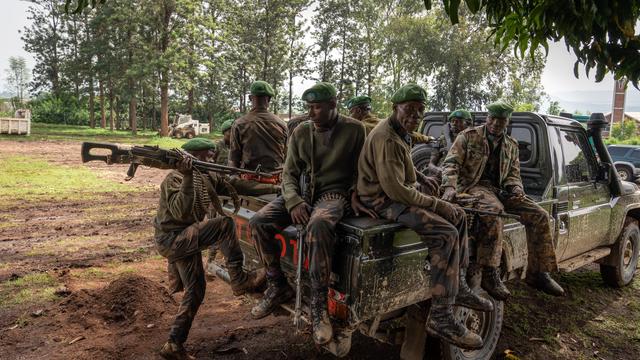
356, 84, 493, 350
155, 138, 266, 360
229, 80, 287, 189
425, 109, 473, 179
441, 101, 565, 299
249, 82, 374, 346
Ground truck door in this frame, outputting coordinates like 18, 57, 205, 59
558, 128, 612, 259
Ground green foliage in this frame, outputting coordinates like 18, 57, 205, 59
610, 120, 638, 141
30, 93, 89, 125
546, 100, 563, 115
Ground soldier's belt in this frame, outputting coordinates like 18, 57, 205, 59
239, 173, 281, 185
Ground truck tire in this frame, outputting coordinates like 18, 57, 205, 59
175, 131, 183, 139
411, 144, 433, 175
185, 131, 195, 139
600, 219, 640, 287
425, 289, 504, 360
616, 165, 633, 182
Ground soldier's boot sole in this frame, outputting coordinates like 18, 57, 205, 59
231, 268, 267, 296
455, 291, 495, 312
250, 284, 295, 319
425, 321, 484, 350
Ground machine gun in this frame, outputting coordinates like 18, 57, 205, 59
80, 142, 278, 180
461, 207, 521, 221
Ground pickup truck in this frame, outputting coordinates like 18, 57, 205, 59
212, 112, 640, 360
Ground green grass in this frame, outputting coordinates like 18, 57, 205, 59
0, 122, 221, 148
0, 155, 143, 204
0, 273, 61, 308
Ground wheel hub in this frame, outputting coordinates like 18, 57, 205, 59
623, 238, 634, 267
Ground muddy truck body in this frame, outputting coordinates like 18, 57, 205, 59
213, 112, 640, 360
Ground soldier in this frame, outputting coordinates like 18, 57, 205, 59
287, 114, 309, 135
346, 95, 379, 134
357, 84, 492, 350
214, 119, 233, 165
229, 80, 287, 182
155, 138, 265, 360
249, 82, 373, 346
430, 109, 474, 170
441, 101, 565, 300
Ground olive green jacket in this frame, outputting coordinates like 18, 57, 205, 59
361, 112, 380, 135
441, 125, 522, 192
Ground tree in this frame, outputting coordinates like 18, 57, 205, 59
5, 57, 31, 105
546, 100, 563, 116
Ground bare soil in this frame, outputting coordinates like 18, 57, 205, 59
1, 140, 639, 360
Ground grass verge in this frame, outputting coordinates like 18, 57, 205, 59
0, 273, 61, 308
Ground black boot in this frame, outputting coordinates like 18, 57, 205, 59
311, 287, 333, 345
481, 267, 511, 301
426, 297, 484, 350
455, 269, 494, 312
250, 272, 294, 319
525, 272, 565, 296
227, 263, 266, 296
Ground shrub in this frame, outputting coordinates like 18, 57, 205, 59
30, 93, 89, 125
610, 120, 637, 141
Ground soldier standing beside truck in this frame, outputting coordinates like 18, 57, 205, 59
441, 101, 565, 299
426, 109, 473, 178
249, 82, 374, 346
156, 138, 266, 360
356, 84, 492, 350
214, 119, 233, 165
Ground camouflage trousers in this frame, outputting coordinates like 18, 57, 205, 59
467, 184, 558, 273
250, 194, 346, 289
362, 195, 469, 299
154, 216, 242, 345
228, 177, 280, 196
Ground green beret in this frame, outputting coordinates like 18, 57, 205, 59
220, 119, 234, 133
448, 109, 472, 121
250, 80, 275, 97
486, 101, 514, 118
302, 82, 337, 103
391, 84, 427, 104
181, 138, 216, 152
346, 95, 372, 109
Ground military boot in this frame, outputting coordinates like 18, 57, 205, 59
250, 273, 294, 319
481, 266, 511, 301
525, 272, 565, 296
426, 297, 484, 350
228, 265, 266, 296
311, 288, 333, 345
159, 341, 195, 360
455, 269, 494, 312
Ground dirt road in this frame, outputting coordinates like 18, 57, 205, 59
1, 140, 639, 360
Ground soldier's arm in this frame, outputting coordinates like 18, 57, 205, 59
282, 127, 305, 211
504, 141, 524, 189
441, 132, 468, 189
376, 139, 437, 208
228, 122, 242, 168
350, 123, 367, 191
165, 172, 195, 221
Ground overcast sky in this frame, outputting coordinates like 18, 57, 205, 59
1, 0, 635, 111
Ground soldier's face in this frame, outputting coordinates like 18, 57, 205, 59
349, 107, 363, 120
192, 149, 216, 163
395, 101, 425, 133
486, 116, 509, 136
450, 117, 468, 134
307, 100, 337, 128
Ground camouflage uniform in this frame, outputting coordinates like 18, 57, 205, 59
214, 139, 229, 165
229, 107, 287, 173
251, 116, 366, 289
357, 117, 469, 298
154, 171, 244, 345
442, 125, 558, 273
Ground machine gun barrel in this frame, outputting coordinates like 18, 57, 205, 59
461, 207, 521, 221
81, 141, 279, 179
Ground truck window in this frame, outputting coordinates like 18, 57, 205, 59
608, 147, 630, 157
559, 130, 596, 183
630, 149, 640, 161
510, 126, 535, 165
426, 124, 443, 138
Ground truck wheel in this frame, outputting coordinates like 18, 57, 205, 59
186, 132, 195, 139
426, 289, 504, 360
616, 165, 633, 182
175, 131, 183, 139
411, 144, 433, 175
600, 219, 640, 287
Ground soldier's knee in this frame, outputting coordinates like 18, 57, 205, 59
249, 212, 268, 228
307, 216, 333, 234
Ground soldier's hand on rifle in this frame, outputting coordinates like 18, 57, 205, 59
433, 199, 464, 224
177, 155, 193, 175
351, 192, 378, 219
441, 186, 457, 202
291, 202, 312, 225
508, 185, 525, 198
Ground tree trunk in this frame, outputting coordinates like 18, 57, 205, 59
208, 113, 213, 133
141, 87, 147, 130
130, 95, 138, 135
99, 79, 106, 128
160, 71, 169, 136
89, 76, 95, 128
108, 77, 115, 131
288, 70, 293, 120
187, 87, 194, 115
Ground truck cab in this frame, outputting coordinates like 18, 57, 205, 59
215, 112, 640, 360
